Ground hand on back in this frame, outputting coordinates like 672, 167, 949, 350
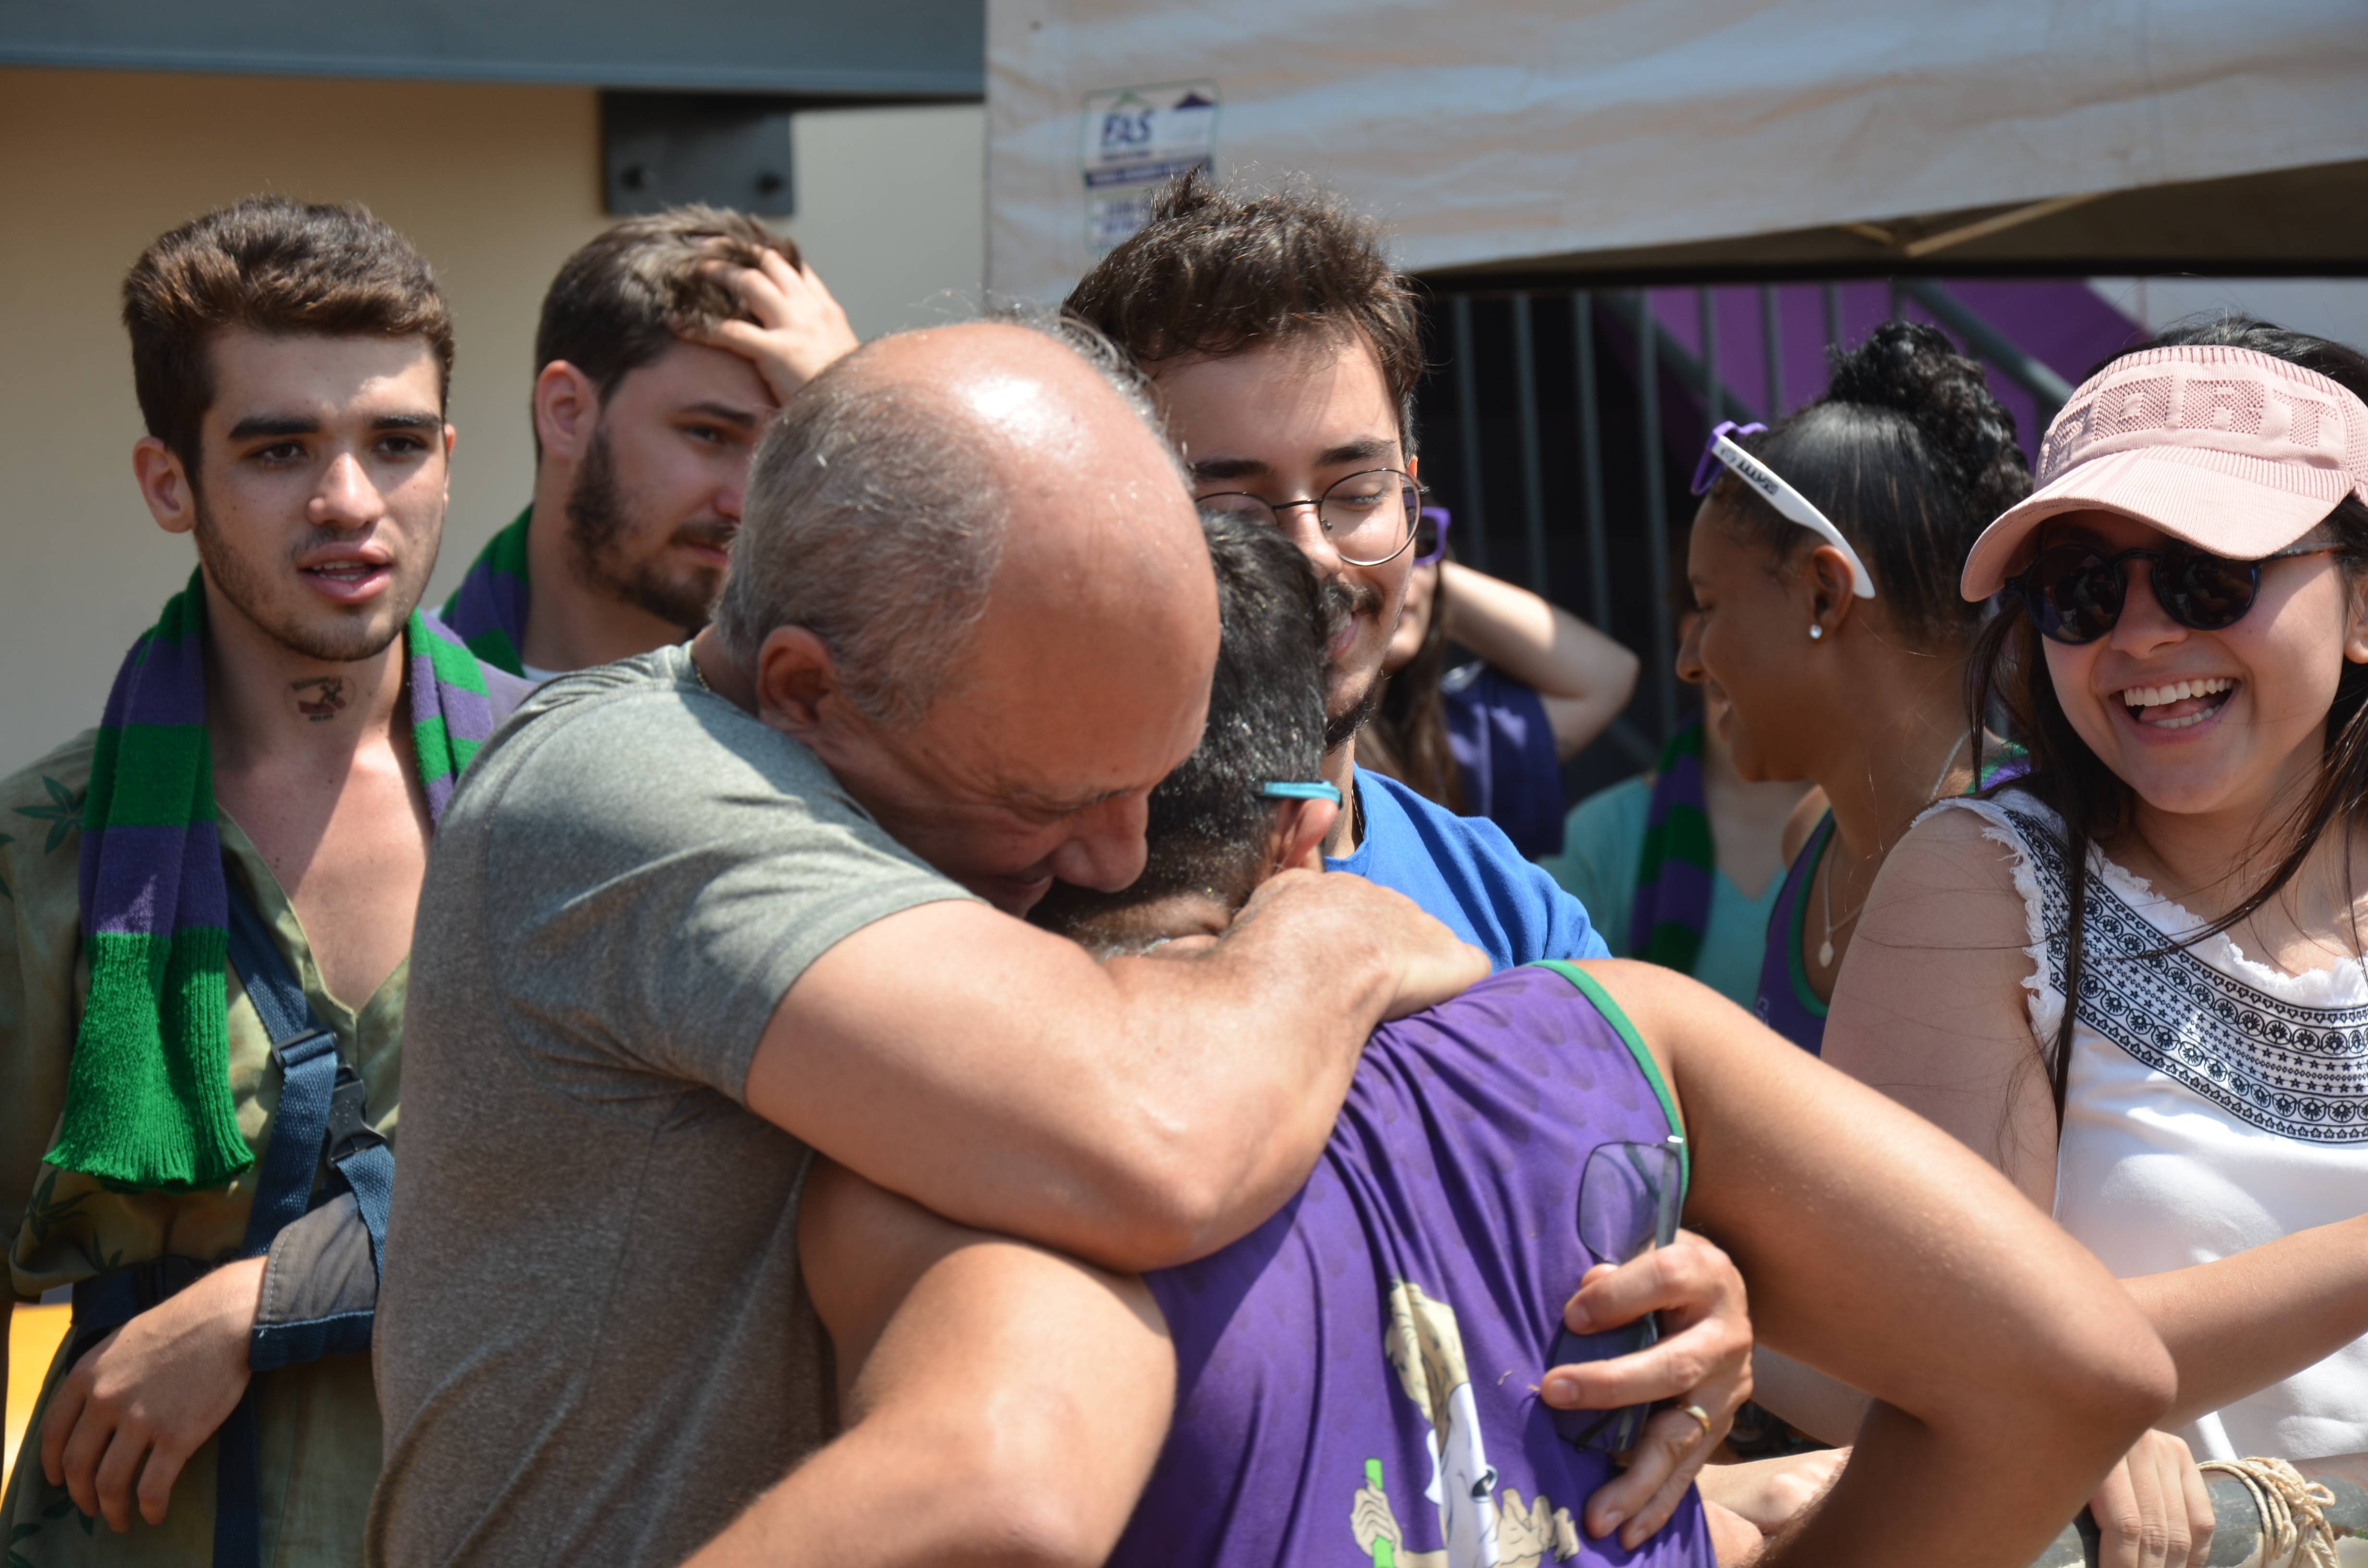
1233, 868, 1487, 1019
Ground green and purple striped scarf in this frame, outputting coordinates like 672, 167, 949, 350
1627, 721, 1716, 975
440, 505, 532, 676
49, 571, 498, 1192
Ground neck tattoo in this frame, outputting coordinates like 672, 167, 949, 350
290, 675, 351, 723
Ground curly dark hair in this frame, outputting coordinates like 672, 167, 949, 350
1709, 319, 2031, 647
1063, 168, 1426, 448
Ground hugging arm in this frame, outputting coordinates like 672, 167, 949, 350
749, 869, 1484, 1273
1589, 958, 2175, 1568
1544, 1231, 1757, 1548
679, 1160, 1175, 1568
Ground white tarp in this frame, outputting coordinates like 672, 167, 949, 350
987, 0, 2368, 302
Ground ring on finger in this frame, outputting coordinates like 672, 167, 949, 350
1676, 1402, 1715, 1438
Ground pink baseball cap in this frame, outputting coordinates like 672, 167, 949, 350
1960, 344, 2368, 600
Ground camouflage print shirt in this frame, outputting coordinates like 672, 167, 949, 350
2, 731, 397, 1568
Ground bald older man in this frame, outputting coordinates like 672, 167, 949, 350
365, 320, 1485, 1568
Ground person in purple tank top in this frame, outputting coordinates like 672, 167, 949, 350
726, 520, 2180, 1568
1670, 323, 2035, 1057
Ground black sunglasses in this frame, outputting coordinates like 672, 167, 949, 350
2014, 538, 2338, 645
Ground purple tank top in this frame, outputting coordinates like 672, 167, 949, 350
1754, 811, 1833, 1055
1115, 963, 1712, 1568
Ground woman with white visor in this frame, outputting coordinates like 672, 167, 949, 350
1825, 319, 2368, 1567
1675, 321, 2031, 1057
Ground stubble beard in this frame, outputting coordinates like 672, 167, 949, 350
191, 493, 416, 665
564, 425, 733, 632
1320, 573, 1387, 752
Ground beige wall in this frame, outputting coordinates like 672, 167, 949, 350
0, 67, 983, 779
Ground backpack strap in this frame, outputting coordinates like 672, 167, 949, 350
208, 877, 395, 1568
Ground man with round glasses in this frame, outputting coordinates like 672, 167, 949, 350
1064, 174, 1757, 1510
1066, 172, 1613, 976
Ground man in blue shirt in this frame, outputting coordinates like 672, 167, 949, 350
1066, 172, 1606, 969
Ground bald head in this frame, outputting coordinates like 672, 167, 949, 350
717, 316, 1210, 723
716, 314, 1222, 908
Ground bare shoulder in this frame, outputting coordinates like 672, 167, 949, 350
1867, 801, 2032, 919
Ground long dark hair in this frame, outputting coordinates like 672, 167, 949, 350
1712, 321, 2032, 649
1969, 316, 2368, 1121
1360, 555, 1467, 811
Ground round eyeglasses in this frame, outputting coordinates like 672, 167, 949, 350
2013, 538, 2339, 645
1196, 468, 1424, 567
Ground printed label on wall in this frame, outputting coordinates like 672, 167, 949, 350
1081, 81, 1220, 256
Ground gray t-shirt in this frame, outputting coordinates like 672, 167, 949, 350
368, 645, 975, 1568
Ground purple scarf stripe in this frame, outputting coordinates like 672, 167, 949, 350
417, 610, 497, 744
100, 629, 209, 731
1644, 752, 1705, 827
1636, 857, 1715, 912
81, 821, 226, 938
421, 772, 458, 821
434, 679, 497, 741
450, 570, 528, 646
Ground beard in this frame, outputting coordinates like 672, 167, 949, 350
191, 493, 418, 665
1320, 572, 1387, 751
564, 426, 734, 631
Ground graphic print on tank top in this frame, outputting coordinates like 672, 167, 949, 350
1114, 964, 1710, 1568
1349, 1281, 1578, 1567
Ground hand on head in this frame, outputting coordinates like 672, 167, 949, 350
682, 247, 860, 404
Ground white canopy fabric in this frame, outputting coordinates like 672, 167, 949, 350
986, 0, 2368, 302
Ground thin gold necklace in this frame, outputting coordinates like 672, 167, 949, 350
1819, 730, 1970, 968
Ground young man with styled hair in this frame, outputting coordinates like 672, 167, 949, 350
441, 206, 859, 678
1063, 178, 1767, 1487
0, 197, 526, 1566
1065, 172, 1610, 972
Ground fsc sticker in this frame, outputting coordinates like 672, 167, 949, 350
1081, 81, 1220, 255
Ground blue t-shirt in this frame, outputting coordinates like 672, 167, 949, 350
1328, 766, 1609, 970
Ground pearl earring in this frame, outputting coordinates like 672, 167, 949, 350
1809, 624, 1824, 640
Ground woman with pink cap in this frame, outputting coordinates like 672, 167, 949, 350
1825, 319, 2368, 1558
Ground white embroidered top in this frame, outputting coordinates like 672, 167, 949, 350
1931, 792, 2368, 1462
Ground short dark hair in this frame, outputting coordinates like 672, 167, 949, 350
1063, 169, 1425, 448
122, 196, 454, 472
1710, 320, 2031, 647
535, 205, 802, 413
1030, 510, 1329, 937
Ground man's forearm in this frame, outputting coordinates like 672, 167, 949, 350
725, 1171, 1175, 1568
756, 874, 1482, 1273
1755, 1407, 2099, 1568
